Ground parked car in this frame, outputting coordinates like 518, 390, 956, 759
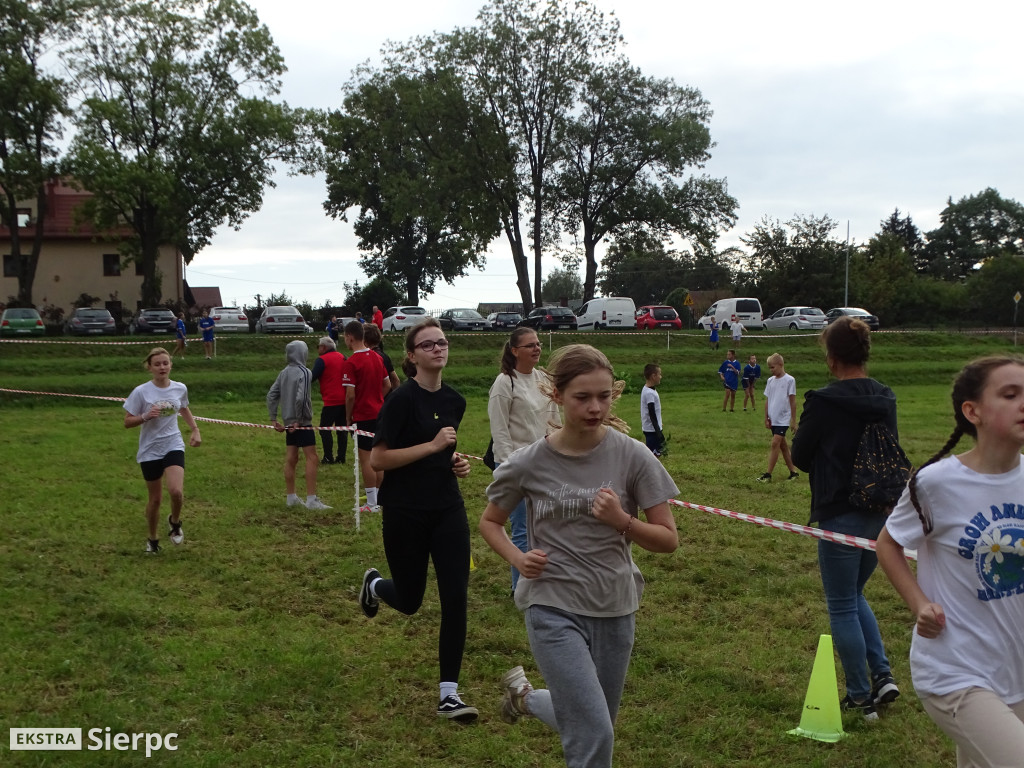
825, 307, 880, 331
211, 307, 249, 333
0, 307, 45, 336
486, 311, 523, 331
64, 307, 117, 336
763, 306, 827, 331
635, 305, 682, 330
576, 297, 637, 330
518, 306, 578, 331
697, 297, 765, 331
130, 308, 177, 334
439, 308, 487, 332
256, 305, 306, 334
381, 305, 428, 332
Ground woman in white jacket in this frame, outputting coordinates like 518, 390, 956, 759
487, 327, 561, 594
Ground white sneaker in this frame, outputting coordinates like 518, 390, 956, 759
500, 665, 534, 724
286, 495, 303, 507
305, 496, 332, 510
167, 515, 184, 545
358, 504, 373, 514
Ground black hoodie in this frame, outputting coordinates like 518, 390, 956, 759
791, 377, 898, 524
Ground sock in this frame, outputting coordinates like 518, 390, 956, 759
286, 493, 299, 504
369, 577, 382, 599
366, 487, 378, 506
440, 682, 458, 702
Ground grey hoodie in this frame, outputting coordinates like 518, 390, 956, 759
791, 377, 898, 523
266, 340, 313, 426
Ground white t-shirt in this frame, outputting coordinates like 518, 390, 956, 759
123, 379, 189, 462
487, 368, 560, 464
764, 373, 796, 427
487, 428, 679, 617
640, 385, 661, 433
731, 322, 744, 340
886, 455, 1024, 703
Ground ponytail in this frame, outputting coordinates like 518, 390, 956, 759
908, 426, 965, 534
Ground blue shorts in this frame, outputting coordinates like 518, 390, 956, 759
770, 425, 790, 437
140, 450, 185, 481
723, 381, 738, 391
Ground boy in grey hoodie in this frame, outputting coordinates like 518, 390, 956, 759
267, 340, 331, 510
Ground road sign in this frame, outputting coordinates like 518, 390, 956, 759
683, 294, 694, 306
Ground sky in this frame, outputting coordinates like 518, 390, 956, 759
188, 0, 1024, 311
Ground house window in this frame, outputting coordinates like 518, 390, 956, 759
16, 208, 31, 228
103, 253, 121, 276
3, 254, 19, 277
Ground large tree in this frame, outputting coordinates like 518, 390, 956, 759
65, 0, 301, 307
922, 188, 1024, 280
450, 0, 621, 310
597, 230, 688, 305
319, 67, 504, 304
555, 62, 736, 300
0, 0, 73, 306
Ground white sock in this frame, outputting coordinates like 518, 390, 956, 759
366, 487, 378, 506
286, 493, 299, 504
440, 682, 458, 702
369, 577, 381, 598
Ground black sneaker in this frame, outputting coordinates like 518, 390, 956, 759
359, 568, 381, 618
168, 515, 184, 545
321, 456, 334, 465
437, 694, 479, 722
145, 539, 160, 554
872, 673, 900, 706
756, 472, 772, 483
788, 471, 799, 481
841, 694, 879, 722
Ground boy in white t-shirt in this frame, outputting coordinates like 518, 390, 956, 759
640, 363, 665, 456
730, 315, 744, 346
757, 352, 799, 482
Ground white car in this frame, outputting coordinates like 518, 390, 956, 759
211, 307, 249, 333
381, 305, 428, 332
763, 306, 827, 331
256, 305, 306, 334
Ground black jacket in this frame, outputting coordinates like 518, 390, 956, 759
791, 377, 898, 524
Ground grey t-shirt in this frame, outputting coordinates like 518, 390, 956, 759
487, 428, 679, 617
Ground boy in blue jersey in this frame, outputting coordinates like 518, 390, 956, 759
718, 349, 741, 412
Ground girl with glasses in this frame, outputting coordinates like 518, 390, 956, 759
487, 327, 561, 596
358, 317, 478, 722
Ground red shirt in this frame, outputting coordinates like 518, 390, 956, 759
314, 350, 347, 406
343, 347, 387, 422
372, 309, 383, 330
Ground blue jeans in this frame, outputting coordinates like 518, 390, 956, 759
817, 510, 891, 701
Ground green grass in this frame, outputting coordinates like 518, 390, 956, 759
1, 329, 1017, 766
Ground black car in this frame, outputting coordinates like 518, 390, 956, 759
825, 307, 880, 331
64, 307, 117, 336
487, 311, 523, 331
518, 306, 578, 331
438, 308, 488, 332
130, 308, 177, 334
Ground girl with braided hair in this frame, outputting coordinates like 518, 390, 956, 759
878, 355, 1024, 767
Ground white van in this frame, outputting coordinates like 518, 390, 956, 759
576, 297, 637, 330
697, 297, 764, 331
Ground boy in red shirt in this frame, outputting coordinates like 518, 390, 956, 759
343, 321, 392, 509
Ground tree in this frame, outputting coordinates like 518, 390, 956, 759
542, 267, 583, 304
922, 188, 1024, 280
848, 232, 917, 325
65, 0, 301, 307
342, 277, 403, 319
555, 62, 736, 300
741, 214, 847, 311
965, 255, 1024, 326
450, 0, 622, 309
878, 208, 925, 271
0, 0, 73, 306
319, 67, 503, 304
598, 230, 688, 304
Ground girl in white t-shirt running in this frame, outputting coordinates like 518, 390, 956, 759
480, 344, 679, 768
878, 356, 1024, 767
123, 347, 201, 554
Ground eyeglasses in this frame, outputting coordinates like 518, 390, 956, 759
514, 343, 542, 350
414, 338, 450, 351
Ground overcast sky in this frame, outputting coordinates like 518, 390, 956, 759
189, 0, 1024, 310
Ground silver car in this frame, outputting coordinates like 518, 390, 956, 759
256, 305, 306, 334
763, 306, 827, 331
211, 307, 249, 333
381, 305, 428, 332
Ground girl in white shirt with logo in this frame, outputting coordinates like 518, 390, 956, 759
878, 356, 1024, 767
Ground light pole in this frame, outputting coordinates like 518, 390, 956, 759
844, 220, 850, 308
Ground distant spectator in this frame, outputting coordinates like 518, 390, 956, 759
372, 305, 384, 331
312, 336, 348, 465
363, 323, 400, 394
343, 320, 391, 511
198, 309, 215, 359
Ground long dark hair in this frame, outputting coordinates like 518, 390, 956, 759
499, 327, 538, 377
909, 355, 1024, 533
401, 317, 442, 378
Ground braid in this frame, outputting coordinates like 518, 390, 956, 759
908, 426, 964, 534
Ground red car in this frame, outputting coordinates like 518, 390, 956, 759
635, 305, 682, 330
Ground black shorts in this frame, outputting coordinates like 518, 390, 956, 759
770, 425, 790, 437
355, 418, 377, 451
140, 450, 185, 481
286, 427, 316, 448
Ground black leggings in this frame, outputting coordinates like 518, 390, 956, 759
318, 404, 347, 461
376, 502, 470, 683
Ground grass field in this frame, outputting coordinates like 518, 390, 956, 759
1, 329, 1018, 766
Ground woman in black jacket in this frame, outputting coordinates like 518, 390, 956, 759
792, 316, 901, 720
